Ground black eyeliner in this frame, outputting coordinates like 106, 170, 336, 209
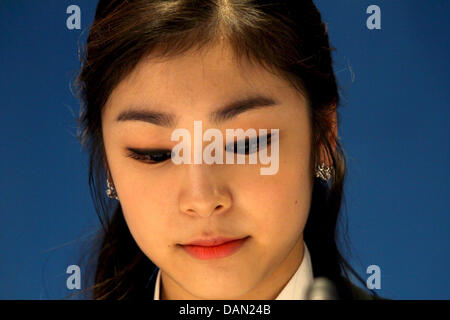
126, 147, 172, 163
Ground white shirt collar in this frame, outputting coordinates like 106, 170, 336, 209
153, 241, 313, 300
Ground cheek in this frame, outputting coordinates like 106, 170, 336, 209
236, 153, 313, 245
112, 165, 177, 259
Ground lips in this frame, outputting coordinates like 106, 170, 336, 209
182, 237, 246, 246
179, 236, 250, 260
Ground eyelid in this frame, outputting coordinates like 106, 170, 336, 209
225, 132, 273, 153
230, 132, 273, 145
126, 132, 276, 164
126, 147, 172, 164
127, 147, 171, 154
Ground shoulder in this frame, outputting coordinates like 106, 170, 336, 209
339, 277, 388, 300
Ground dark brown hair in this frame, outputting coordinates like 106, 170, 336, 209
74, 0, 376, 300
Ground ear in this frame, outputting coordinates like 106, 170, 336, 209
102, 152, 112, 181
320, 108, 338, 168
329, 108, 338, 155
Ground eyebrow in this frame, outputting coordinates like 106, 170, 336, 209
115, 95, 278, 127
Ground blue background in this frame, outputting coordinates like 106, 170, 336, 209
0, 0, 448, 299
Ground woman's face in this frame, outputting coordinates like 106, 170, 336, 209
102, 41, 314, 299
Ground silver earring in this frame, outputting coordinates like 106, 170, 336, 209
106, 178, 119, 200
315, 162, 333, 182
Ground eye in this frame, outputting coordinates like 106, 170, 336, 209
126, 148, 172, 164
225, 133, 272, 155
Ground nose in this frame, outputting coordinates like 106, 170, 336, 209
178, 164, 232, 218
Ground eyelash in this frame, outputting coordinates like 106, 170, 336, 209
126, 148, 173, 164
126, 133, 273, 164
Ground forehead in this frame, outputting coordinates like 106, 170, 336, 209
104, 42, 294, 115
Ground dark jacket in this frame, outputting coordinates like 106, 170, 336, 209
342, 277, 385, 300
